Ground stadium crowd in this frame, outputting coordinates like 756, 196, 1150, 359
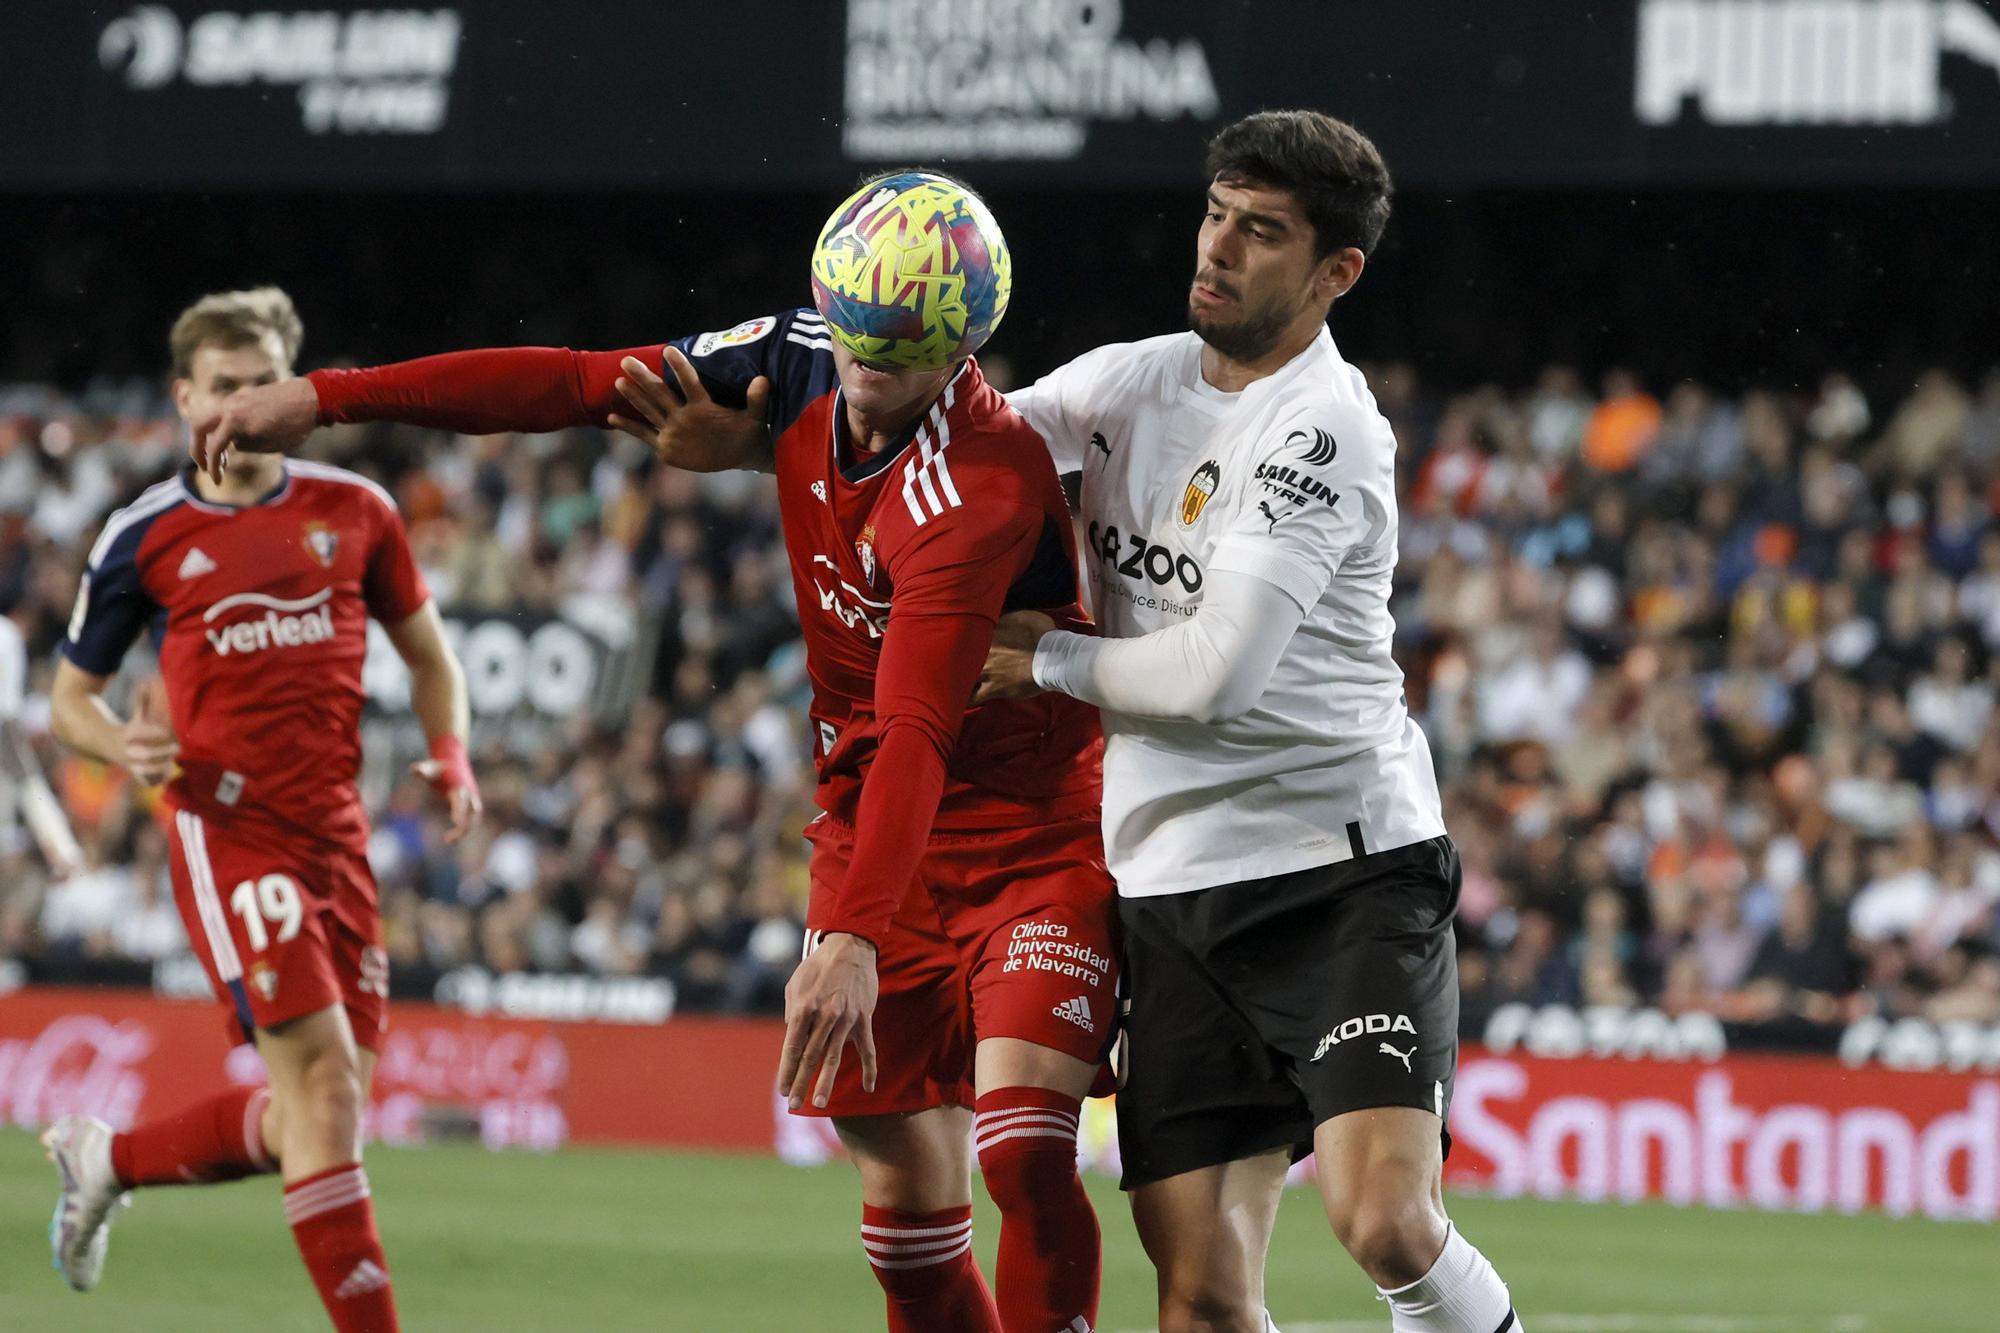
5, 359, 2000, 1043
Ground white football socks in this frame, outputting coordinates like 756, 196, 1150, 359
1375, 1224, 1518, 1333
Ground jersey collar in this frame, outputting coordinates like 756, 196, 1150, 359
1183, 325, 1340, 409
831, 360, 979, 485
177, 460, 293, 513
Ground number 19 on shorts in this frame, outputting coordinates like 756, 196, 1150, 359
230, 874, 303, 951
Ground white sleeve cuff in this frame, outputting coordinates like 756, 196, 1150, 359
1031, 629, 1097, 696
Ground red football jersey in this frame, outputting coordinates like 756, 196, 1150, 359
776, 358, 1101, 828
308, 307, 1103, 943
62, 461, 430, 846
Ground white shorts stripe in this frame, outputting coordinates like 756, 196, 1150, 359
176, 811, 242, 982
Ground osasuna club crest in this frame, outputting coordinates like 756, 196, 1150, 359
302, 521, 338, 568
1180, 460, 1220, 526
856, 523, 878, 584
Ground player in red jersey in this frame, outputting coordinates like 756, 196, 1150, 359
191, 175, 1118, 1333
41, 287, 478, 1333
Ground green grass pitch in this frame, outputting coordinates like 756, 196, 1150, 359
2, 1130, 1987, 1331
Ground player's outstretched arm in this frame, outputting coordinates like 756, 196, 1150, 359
190, 343, 677, 482
384, 600, 481, 844
49, 663, 178, 786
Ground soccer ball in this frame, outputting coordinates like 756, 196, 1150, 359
809, 172, 1012, 372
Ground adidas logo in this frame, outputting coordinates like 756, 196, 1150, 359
333, 1259, 390, 1300
177, 547, 217, 580
811, 480, 828, 503
1052, 995, 1095, 1034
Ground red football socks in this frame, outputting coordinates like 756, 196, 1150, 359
975, 1087, 1100, 1333
861, 1202, 1002, 1333
285, 1163, 400, 1333
110, 1085, 275, 1187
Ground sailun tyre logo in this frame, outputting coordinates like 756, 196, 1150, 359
96, 7, 463, 135
202, 588, 336, 657
1637, 0, 2000, 126
98, 5, 182, 89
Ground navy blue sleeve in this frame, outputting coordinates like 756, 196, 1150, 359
61, 519, 161, 677
664, 308, 839, 438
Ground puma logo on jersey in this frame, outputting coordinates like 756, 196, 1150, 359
1052, 995, 1095, 1033
1311, 1012, 1416, 1062
177, 547, 217, 580
1258, 501, 1290, 533
201, 588, 335, 656
1090, 430, 1111, 458
1380, 1042, 1415, 1072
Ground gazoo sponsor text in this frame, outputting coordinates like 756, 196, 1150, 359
203, 588, 335, 656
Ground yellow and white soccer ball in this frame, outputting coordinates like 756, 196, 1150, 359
809, 172, 1012, 372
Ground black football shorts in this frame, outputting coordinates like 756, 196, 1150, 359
1113, 835, 1461, 1190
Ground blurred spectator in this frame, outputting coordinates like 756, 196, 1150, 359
1579, 370, 1661, 474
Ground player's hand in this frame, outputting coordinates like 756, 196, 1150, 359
609, 347, 773, 474
779, 932, 879, 1111
190, 378, 321, 482
411, 734, 482, 844
122, 678, 178, 787
974, 610, 1057, 704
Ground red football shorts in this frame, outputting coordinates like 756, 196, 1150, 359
164, 805, 389, 1052
797, 813, 1119, 1118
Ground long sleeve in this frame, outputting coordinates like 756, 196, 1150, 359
816, 501, 1041, 947
1031, 568, 1307, 723
819, 610, 1000, 946
308, 345, 665, 435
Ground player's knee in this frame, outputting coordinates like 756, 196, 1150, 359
292, 1049, 365, 1137
1329, 1191, 1447, 1289
1157, 1287, 1266, 1333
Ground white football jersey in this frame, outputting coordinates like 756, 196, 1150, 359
1008, 327, 1445, 896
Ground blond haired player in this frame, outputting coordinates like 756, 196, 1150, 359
43, 287, 478, 1333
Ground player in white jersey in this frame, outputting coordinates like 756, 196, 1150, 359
977, 112, 1522, 1333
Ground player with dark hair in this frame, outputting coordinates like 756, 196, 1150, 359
189, 175, 1118, 1333
42, 286, 480, 1333
981, 108, 1523, 1333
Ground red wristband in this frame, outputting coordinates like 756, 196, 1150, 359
428, 733, 476, 795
